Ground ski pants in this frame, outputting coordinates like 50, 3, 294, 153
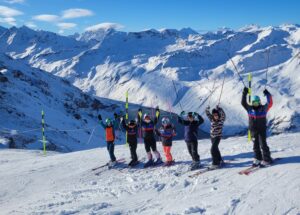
144, 136, 157, 153
106, 141, 116, 162
251, 129, 271, 162
186, 141, 200, 162
211, 136, 222, 165
163, 146, 173, 162
128, 140, 138, 161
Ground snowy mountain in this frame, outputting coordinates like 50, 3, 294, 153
0, 51, 187, 151
0, 24, 300, 136
1, 132, 299, 214
0, 52, 130, 152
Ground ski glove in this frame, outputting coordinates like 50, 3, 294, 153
98, 114, 102, 121
243, 87, 249, 95
114, 113, 118, 119
263, 89, 270, 96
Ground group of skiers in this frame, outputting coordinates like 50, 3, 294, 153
98, 87, 273, 170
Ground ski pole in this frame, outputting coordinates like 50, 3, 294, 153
265, 48, 270, 89
208, 79, 217, 106
227, 53, 246, 87
171, 80, 184, 111
286, 51, 300, 66
218, 73, 226, 106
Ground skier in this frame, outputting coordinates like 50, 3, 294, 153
178, 111, 204, 170
155, 117, 176, 166
137, 107, 162, 168
121, 117, 139, 167
205, 105, 226, 169
98, 114, 118, 167
241, 87, 273, 166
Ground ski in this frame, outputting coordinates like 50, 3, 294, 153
187, 160, 231, 178
239, 158, 281, 175
188, 166, 218, 178
92, 158, 125, 171
95, 159, 127, 175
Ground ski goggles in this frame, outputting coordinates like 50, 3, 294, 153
252, 101, 260, 106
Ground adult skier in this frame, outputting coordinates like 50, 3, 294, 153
205, 105, 226, 169
155, 117, 176, 166
241, 87, 273, 166
121, 117, 139, 167
178, 111, 204, 170
98, 114, 119, 167
137, 107, 162, 168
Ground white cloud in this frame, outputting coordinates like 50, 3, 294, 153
4, 0, 25, 4
85, 22, 124, 31
25, 21, 37, 29
62, 8, 93, 19
32, 14, 59, 22
0, 17, 17, 25
0, 5, 23, 17
57, 22, 77, 29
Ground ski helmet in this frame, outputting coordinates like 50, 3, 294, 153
212, 109, 219, 114
129, 119, 136, 126
251, 95, 261, 104
143, 113, 150, 120
161, 117, 170, 126
106, 118, 112, 125
187, 112, 194, 119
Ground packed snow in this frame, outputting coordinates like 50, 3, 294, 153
0, 133, 299, 214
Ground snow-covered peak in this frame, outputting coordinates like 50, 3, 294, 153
0, 26, 7, 35
239, 24, 261, 32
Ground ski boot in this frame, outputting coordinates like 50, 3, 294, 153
252, 159, 261, 167
144, 159, 154, 168
189, 161, 200, 171
154, 157, 163, 166
164, 160, 175, 167
108, 160, 117, 169
128, 159, 139, 167
260, 159, 272, 167
209, 164, 220, 170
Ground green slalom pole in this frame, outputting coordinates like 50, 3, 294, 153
41, 110, 47, 155
125, 91, 129, 146
248, 73, 252, 143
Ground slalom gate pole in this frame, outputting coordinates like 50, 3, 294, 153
41, 110, 47, 155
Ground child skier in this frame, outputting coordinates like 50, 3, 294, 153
178, 111, 204, 170
137, 107, 162, 168
121, 117, 139, 167
241, 87, 273, 166
205, 105, 226, 169
155, 117, 176, 166
98, 114, 118, 167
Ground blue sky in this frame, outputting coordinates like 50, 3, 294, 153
0, 0, 299, 34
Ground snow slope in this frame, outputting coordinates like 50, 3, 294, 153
0, 52, 187, 151
0, 24, 300, 135
0, 52, 127, 151
0, 133, 299, 215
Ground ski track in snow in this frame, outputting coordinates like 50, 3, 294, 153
0, 133, 300, 215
